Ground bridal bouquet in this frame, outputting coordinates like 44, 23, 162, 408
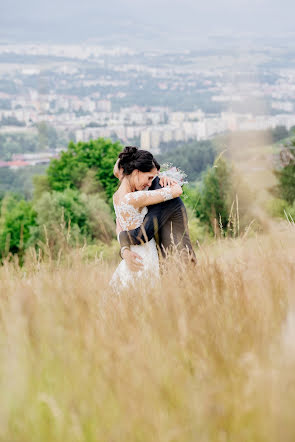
159, 163, 188, 187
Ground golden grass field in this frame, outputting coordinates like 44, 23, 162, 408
1, 219, 295, 442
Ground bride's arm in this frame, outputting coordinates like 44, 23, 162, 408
124, 183, 182, 209
116, 218, 123, 234
116, 219, 123, 241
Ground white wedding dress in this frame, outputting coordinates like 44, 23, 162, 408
110, 187, 173, 294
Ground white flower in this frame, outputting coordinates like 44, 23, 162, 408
160, 163, 188, 186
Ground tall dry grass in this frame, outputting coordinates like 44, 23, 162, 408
1, 223, 295, 441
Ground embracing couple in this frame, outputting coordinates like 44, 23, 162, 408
110, 146, 196, 293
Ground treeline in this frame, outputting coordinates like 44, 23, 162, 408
0, 165, 48, 199
157, 140, 216, 182
268, 138, 295, 219
0, 122, 75, 160
0, 116, 25, 127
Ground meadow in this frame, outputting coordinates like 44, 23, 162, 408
1, 220, 295, 442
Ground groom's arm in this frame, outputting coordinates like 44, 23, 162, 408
119, 204, 161, 247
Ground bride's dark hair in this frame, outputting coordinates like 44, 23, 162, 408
118, 146, 160, 175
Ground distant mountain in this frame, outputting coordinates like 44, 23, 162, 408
1, 0, 295, 49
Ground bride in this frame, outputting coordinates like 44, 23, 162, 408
110, 146, 182, 293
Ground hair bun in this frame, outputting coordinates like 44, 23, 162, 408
118, 146, 138, 163
117, 145, 156, 176
123, 146, 138, 156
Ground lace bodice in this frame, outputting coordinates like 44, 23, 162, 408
114, 199, 148, 231
113, 187, 173, 231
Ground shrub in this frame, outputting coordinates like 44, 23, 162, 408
31, 189, 115, 256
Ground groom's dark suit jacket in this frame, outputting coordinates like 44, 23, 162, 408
119, 176, 196, 262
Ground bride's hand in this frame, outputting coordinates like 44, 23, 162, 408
170, 181, 183, 197
159, 175, 178, 187
122, 249, 143, 272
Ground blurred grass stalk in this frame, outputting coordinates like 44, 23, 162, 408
1, 221, 295, 441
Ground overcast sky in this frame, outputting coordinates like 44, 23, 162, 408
1, 0, 294, 48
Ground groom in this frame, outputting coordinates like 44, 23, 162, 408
114, 160, 197, 272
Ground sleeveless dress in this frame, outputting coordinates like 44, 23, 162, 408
110, 188, 173, 293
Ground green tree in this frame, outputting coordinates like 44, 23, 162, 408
186, 156, 255, 236
273, 140, 295, 204
198, 157, 232, 232
33, 174, 51, 200
274, 164, 295, 204
46, 138, 122, 202
272, 126, 289, 143
0, 194, 37, 260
